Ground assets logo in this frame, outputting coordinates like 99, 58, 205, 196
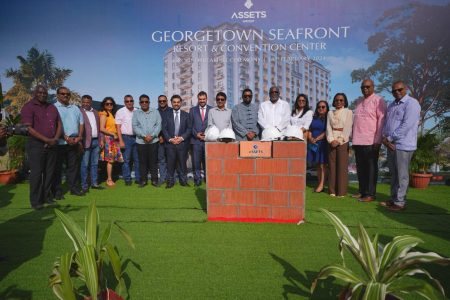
231, 0, 267, 23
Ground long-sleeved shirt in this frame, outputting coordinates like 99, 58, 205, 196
326, 108, 353, 144
207, 107, 232, 131
257, 99, 291, 131
352, 93, 387, 145
290, 109, 313, 130
132, 108, 162, 144
383, 94, 421, 151
54, 101, 83, 144
231, 102, 260, 141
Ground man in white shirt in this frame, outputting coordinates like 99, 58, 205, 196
115, 94, 140, 185
258, 86, 291, 133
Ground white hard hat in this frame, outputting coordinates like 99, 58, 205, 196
283, 125, 304, 141
218, 128, 236, 143
205, 126, 220, 142
261, 127, 282, 141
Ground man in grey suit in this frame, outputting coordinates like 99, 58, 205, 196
189, 91, 212, 186
231, 88, 260, 141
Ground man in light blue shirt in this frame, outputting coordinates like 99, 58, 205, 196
132, 94, 162, 187
380, 81, 421, 211
53, 86, 85, 198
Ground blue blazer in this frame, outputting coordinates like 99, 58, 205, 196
189, 105, 212, 145
161, 109, 192, 143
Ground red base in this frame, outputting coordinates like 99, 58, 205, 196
208, 217, 302, 223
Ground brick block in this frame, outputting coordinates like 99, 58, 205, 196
256, 159, 289, 174
240, 175, 271, 189
208, 174, 238, 189
289, 191, 305, 207
224, 159, 255, 174
207, 190, 223, 204
289, 159, 306, 175
256, 191, 289, 206
208, 204, 239, 218
239, 206, 271, 219
272, 141, 306, 158
224, 190, 255, 205
272, 207, 304, 221
273, 175, 305, 190
206, 142, 239, 159
206, 159, 222, 175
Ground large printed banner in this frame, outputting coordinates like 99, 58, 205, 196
1, 0, 449, 118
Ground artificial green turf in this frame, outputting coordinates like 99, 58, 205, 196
0, 182, 449, 299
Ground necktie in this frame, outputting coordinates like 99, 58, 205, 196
174, 110, 180, 136
201, 107, 205, 122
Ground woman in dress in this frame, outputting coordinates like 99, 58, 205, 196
307, 100, 329, 193
99, 97, 123, 187
326, 93, 353, 197
290, 94, 313, 135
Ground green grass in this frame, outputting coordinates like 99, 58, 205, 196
0, 182, 449, 299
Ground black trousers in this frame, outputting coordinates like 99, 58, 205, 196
137, 143, 158, 183
53, 144, 80, 195
165, 142, 188, 185
353, 144, 380, 198
27, 138, 57, 207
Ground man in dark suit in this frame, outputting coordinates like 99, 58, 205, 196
162, 95, 192, 188
189, 91, 212, 187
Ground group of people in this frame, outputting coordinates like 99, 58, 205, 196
304, 79, 420, 212
18, 79, 420, 212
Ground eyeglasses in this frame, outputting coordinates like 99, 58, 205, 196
392, 88, 404, 93
216, 98, 226, 102
243, 95, 252, 98
105, 102, 113, 106
318, 106, 327, 109
140, 101, 149, 104
125, 100, 134, 103
158, 100, 167, 103
58, 92, 70, 96
361, 85, 372, 89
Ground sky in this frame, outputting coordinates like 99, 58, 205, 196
1, 0, 448, 108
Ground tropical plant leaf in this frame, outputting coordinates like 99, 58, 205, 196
393, 267, 446, 296
320, 209, 359, 251
114, 221, 135, 249
78, 245, 99, 300
357, 223, 378, 280
311, 264, 364, 293
104, 243, 123, 281
379, 235, 423, 276
55, 209, 86, 251
388, 276, 443, 300
85, 199, 99, 247
362, 282, 386, 300
99, 222, 113, 251
58, 252, 77, 300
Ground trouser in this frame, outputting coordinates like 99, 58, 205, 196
353, 144, 380, 198
328, 142, 349, 196
27, 138, 57, 206
166, 143, 188, 185
157, 142, 167, 183
388, 149, 414, 206
80, 138, 100, 189
53, 143, 80, 195
137, 143, 159, 184
121, 134, 140, 183
192, 143, 206, 184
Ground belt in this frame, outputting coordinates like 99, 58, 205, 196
332, 128, 343, 131
122, 134, 136, 137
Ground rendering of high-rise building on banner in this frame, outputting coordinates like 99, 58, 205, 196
164, 23, 330, 111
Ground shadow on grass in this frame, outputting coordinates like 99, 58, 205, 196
195, 187, 207, 212
0, 184, 16, 208
270, 253, 342, 299
0, 284, 32, 300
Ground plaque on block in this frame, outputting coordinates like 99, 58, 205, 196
239, 141, 272, 158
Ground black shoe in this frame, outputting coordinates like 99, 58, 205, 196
165, 183, 174, 189
45, 198, 56, 205
151, 181, 159, 187
91, 185, 104, 190
70, 189, 85, 196
138, 182, 148, 188
54, 194, 65, 200
134, 180, 140, 185
32, 204, 44, 210
81, 188, 89, 194
180, 182, 190, 187
125, 181, 132, 186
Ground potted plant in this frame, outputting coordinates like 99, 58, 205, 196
49, 199, 135, 300
311, 209, 450, 299
409, 133, 439, 189
0, 115, 27, 184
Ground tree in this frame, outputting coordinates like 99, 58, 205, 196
4, 47, 72, 114
351, 3, 450, 134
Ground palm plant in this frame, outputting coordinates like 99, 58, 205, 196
311, 209, 450, 299
49, 199, 135, 300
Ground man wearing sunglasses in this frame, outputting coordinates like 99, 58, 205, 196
231, 88, 259, 141
207, 92, 232, 131
352, 79, 387, 202
380, 81, 420, 211
116, 94, 140, 186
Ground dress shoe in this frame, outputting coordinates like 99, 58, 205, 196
165, 183, 174, 189
81, 188, 89, 194
351, 193, 362, 198
32, 204, 44, 210
125, 181, 132, 186
45, 198, 56, 205
54, 194, 65, 200
151, 181, 159, 187
380, 200, 395, 207
138, 182, 148, 188
358, 196, 374, 202
91, 185, 104, 190
70, 190, 85, 196
386, 204, 405, 212
180, 182, 190, 187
